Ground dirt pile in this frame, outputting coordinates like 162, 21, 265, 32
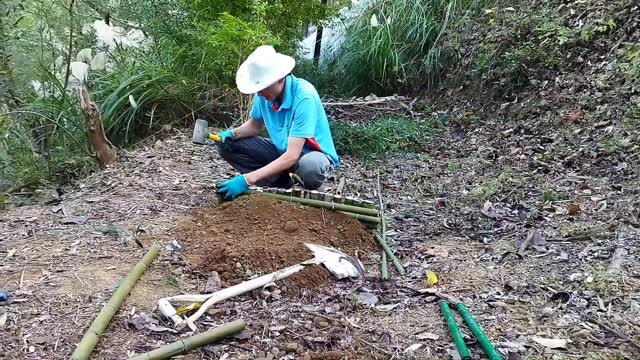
176, 195, 375, 291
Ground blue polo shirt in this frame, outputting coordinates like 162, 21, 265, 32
250, 75, 340, 167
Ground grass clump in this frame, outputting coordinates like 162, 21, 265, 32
327, 0, 463, 96
331, 117, 434, 158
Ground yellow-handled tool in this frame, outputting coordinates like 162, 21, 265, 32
192, 119, 223, 145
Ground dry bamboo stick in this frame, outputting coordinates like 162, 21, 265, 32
71, 246, 161, 360
251, 191, 379, 216
377, 172, 389, 280
128, 319, 245, 360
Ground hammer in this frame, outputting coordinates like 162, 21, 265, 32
192, 119, 221, 145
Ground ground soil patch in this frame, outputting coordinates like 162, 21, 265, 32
176, 195, 376, 291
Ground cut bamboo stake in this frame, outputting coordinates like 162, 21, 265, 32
250, 191, 379, 217
380, 250, 389, 279
71, 245, 161, 360
375, 233, 405, 276
128, 319, 245, 360
377, 171, 389, 280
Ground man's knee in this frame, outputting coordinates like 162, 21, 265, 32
296, 152, 332, 190
216, 142, 232, 160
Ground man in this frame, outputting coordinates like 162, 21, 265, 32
215, 45, 340, 200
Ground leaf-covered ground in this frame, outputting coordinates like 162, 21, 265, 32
1, 101, 638, 358
2, 1, 640, 358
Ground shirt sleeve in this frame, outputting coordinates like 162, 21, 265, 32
251, 94, 263, 122
288, 97, 316, 138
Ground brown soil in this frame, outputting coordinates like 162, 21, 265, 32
176, 195, 375, 291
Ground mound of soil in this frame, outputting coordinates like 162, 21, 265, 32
176, 195, 375, 291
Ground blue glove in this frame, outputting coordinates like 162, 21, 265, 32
218, 129, 235, 143
217, 175, 249, 200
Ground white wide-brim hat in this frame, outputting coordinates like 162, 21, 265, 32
236, 45, 296, 94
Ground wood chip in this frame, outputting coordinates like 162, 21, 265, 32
531, 336, 569, 349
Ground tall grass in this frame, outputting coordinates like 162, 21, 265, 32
93, 54, 202, 145
329, 0, 459, 96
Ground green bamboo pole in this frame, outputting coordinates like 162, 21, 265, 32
71, 245, 161, 360
337, 211, 380, 224
374, 233, 405, 275
128, 319, 246, 360
440, 302, 472, 360
455, 303, 503, 360
249, 191, 379, 217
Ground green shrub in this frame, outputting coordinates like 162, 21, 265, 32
331, 117, 434, 158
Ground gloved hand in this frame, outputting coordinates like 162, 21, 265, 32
217, 129, 235, 143
217, 175, 249, 200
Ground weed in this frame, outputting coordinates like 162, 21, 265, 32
584, 266, 623, 297
331, 117, 434, 158
448, 161, 461, 174
543, 189, 566, 203
602, 132, 631, 155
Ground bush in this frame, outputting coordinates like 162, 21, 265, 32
1, 0, 337, 192
331, 117, 434, 158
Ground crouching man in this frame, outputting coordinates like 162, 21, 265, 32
215, 45, 340, 200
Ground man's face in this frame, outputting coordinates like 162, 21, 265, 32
258, 79, 285, 102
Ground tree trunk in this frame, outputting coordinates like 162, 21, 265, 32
79, 86, 116, 167
313, 0, 328, 65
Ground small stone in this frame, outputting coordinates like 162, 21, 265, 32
285, 342, 299, 353
284, 220, 299, 233
488, 301, 509, 309
207, 308, 222, 316
573, 329, 590, 338
313, 316, 329, 328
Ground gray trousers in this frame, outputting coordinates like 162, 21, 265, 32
216, 137, 332, 190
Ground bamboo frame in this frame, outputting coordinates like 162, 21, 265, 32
71, 246, 161, 360
250, 191, 380, 217
128, 319, 245, 360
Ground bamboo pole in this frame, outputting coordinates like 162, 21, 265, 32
71, 246, 161, 360
375, 233, 405, 276
337, 211, 381, 224
377, 171, 389, 280
440, 302, 472, 360
250, 191, 379, 217
455, 303, 503, 360
128, 319, 246, 360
